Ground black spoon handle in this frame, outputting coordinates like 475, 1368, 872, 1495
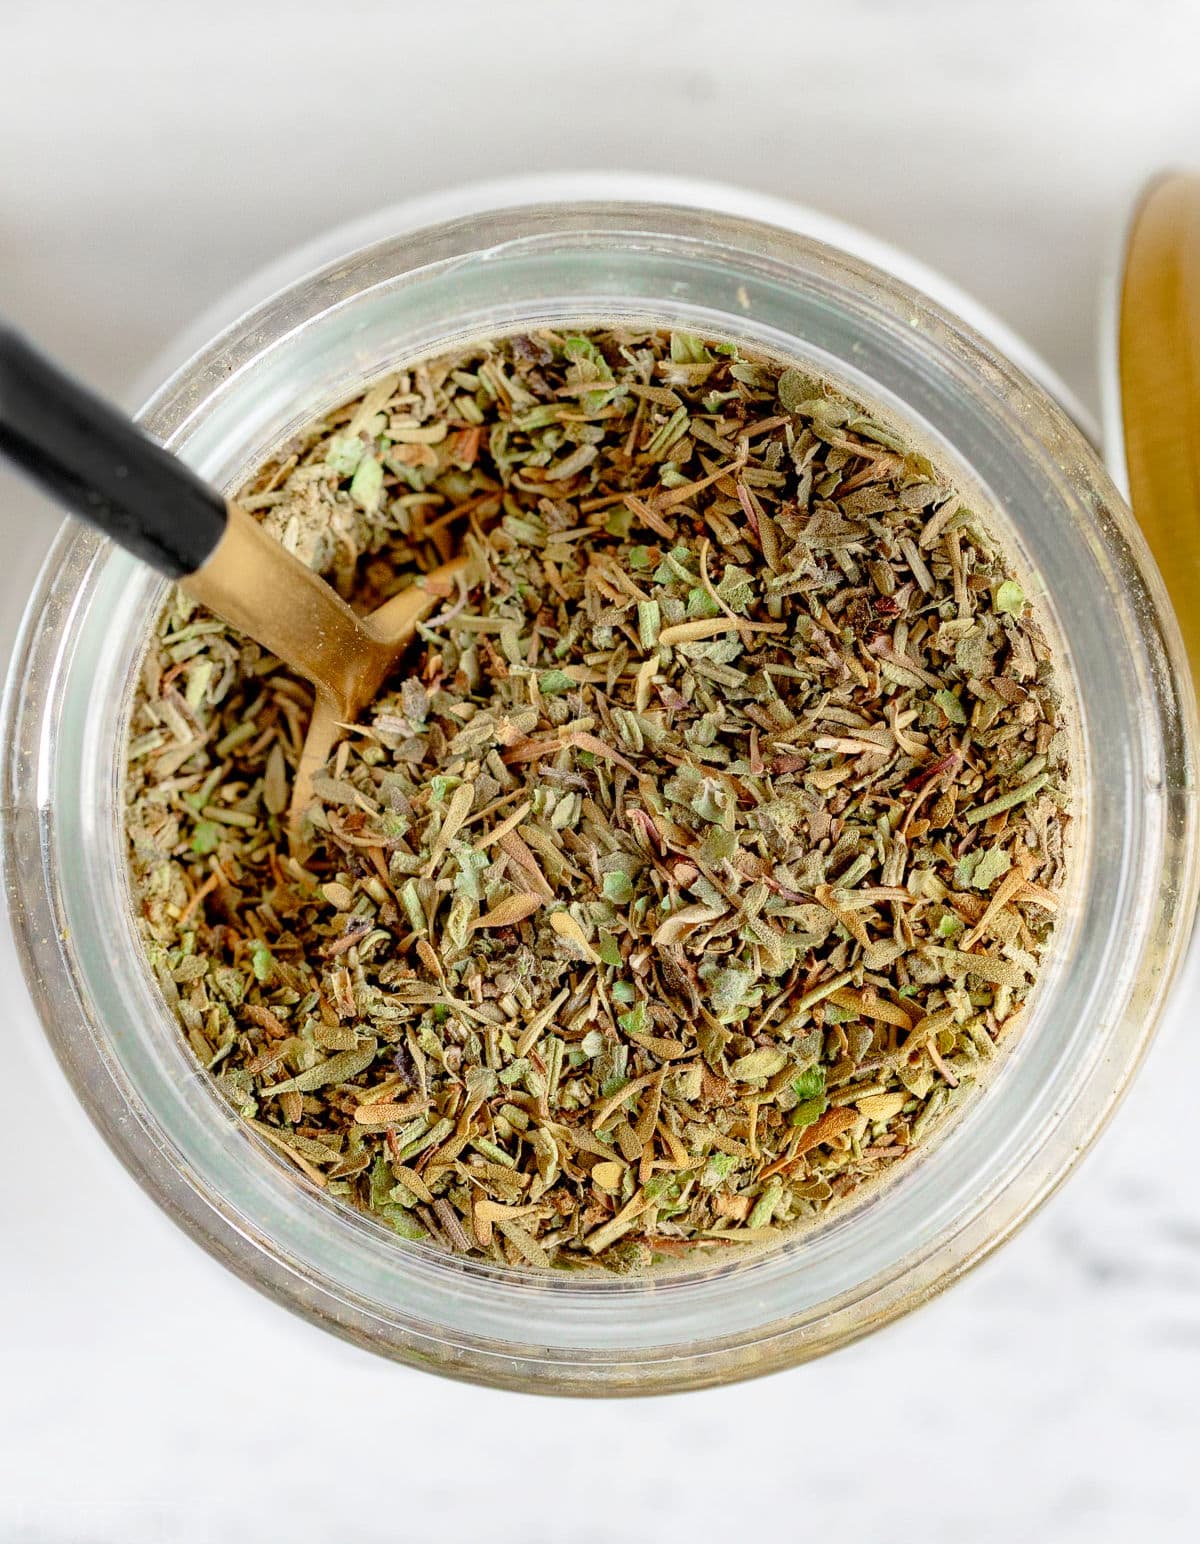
0, 325, 228, 579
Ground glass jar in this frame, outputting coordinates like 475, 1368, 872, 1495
4, 181, 1197, 1395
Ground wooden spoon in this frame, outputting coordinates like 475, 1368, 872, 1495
0, 325, 464, 843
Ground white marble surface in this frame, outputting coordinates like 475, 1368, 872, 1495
3, 2, 1200, 1539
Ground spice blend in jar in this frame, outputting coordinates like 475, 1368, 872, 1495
126, 328, 1069, 1273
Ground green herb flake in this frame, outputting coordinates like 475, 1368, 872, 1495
994, 580, 1026, 615
349, 454, 384, 512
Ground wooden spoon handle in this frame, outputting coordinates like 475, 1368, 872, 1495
0, 324, 227, 575
184, 500, 387, 714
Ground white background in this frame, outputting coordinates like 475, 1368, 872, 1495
3, 3, 1200, 1540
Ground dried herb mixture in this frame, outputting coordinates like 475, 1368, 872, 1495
126, 328, 1070, 1273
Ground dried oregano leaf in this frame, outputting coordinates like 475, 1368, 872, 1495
268, 1040, 378, 1096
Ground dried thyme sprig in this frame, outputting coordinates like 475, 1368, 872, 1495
126, 328, 1069, 1273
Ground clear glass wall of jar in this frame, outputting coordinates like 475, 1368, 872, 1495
3, 194, 1196, 1394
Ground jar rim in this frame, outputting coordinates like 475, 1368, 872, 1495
4, 190, 1196, 1394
